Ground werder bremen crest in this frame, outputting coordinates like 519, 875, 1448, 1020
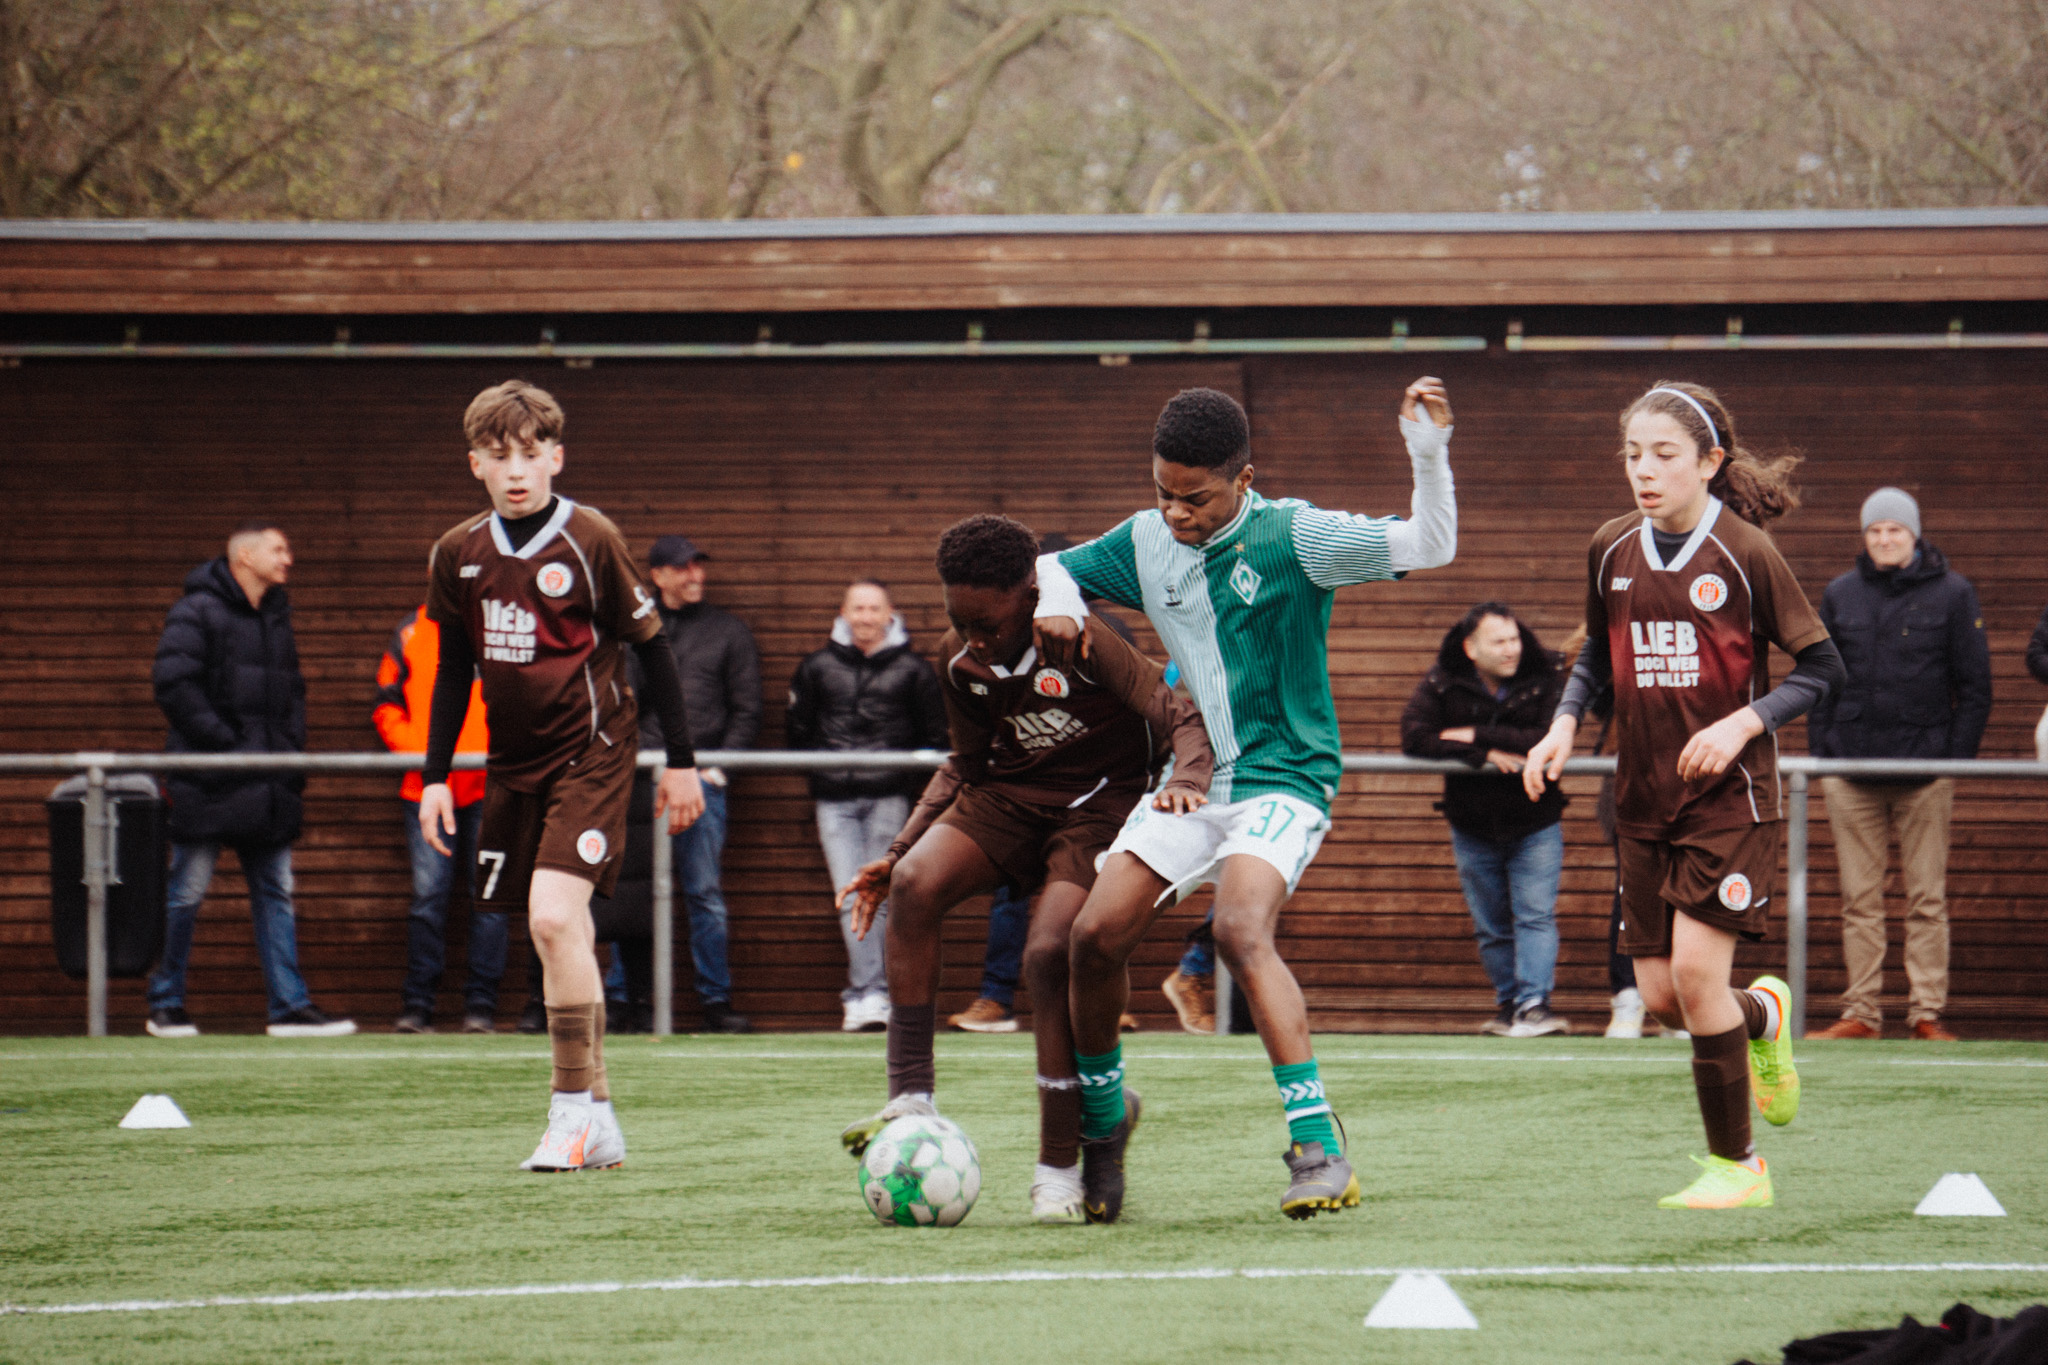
1229, 558, 1262, 606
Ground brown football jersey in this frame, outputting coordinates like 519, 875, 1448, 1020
426, 498, 662, 790
1587, 497, 1828, 838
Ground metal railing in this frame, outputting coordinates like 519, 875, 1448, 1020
8, 748, 2044, 1038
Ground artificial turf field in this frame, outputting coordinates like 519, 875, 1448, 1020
2, 1032, 2043, 1364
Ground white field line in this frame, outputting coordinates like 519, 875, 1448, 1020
8, 1261, 2048, 1319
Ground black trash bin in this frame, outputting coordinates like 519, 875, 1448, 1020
47, 774, 169, 979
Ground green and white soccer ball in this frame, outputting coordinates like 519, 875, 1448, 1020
858, 1114, 981, 1227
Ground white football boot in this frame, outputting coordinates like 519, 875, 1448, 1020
519, 1093, 624, 1172
840, 1091, 938, 1158
1030, 1164, 1086, 1225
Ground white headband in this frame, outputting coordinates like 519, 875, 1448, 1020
1647, 387, 1722, 452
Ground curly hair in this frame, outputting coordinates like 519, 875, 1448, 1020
936, 513, 1039, 589
1154, 387, 1250, 476
1620, 380, 1801, 527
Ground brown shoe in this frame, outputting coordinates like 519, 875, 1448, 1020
948, 997, 1018, 1033
1119, 1013, 1140, 1033
1910, 1018, 1959, 1042
1161, 970, 1216, 1035
1805, 1017, 1880, 1040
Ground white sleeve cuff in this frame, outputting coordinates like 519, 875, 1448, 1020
1399, 413, 1451, 464
1033, 552, 1090, 622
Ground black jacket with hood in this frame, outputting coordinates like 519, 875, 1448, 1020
153, 557, 309, 846
1400, 618, 1567, 841
1808, 543, 1992, 765
786, 614, 947, 800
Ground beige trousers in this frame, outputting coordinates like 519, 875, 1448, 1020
1822, 777, 1954, 1027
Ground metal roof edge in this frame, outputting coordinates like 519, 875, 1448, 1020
4, 208, 2048, 243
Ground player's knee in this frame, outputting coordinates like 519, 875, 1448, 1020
1068, 915, 1122, 976
1210, 913, 1269, 968
1022, 936, 1066, 989
528, 902, 577, 947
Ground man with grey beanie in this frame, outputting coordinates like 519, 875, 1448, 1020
1806, 487, 1991, 1041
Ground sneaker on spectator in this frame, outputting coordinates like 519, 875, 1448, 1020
843, 993, 890, 1032
1479, 1002, 1515, 1036
268, 1005, 356, 1038
1118, 1013, 1139, 1033
1806, 1017, 1879, 1041
1161, 970, 1215, 1035
949, 998, 1018, 1033
146, 1007, 199, 1038
1910, 1017, 1958, 1041
1508, 1001, 1570, 1038
1605, 988, 1646, 1038
702, 1001, 752, 1034
516, 999, 548, 1035
462, 1011, 496, 1034
392, 1009, 432, 1034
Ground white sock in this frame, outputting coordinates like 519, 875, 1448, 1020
1753, 989, 1782, 1039
1034, 1162, 1082, 1193
554, 1089, 593, 1105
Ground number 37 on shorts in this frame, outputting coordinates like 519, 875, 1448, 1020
1104, 791, 1331, 898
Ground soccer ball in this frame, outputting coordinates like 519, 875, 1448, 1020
857, 1114, 981, 1227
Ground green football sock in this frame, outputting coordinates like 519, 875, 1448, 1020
1076, 1046, 1126, 1140
1274, 1059, 1339, 1151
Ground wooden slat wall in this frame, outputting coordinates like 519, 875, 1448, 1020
3, 221, 2047, 313
3, 349, 2044, 1036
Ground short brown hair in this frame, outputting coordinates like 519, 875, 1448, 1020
464, 380, 564, 450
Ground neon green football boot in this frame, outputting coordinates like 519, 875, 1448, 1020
1746, 975, 1800, 1127
1657, 1154, 1773, 1209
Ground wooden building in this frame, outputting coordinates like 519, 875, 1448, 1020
3, 209, 2046, 1037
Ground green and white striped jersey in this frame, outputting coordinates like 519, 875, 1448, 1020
1040, 415, 1455, 813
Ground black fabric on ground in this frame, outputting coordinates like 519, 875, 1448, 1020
1734, 1302, 2048, 1364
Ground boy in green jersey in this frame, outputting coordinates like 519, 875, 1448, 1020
1035, 378, 1456, 1218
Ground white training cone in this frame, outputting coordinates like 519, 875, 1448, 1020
118, 1094, 191, 1129
1363, 1273, 1479, 1330
1915, 1173, 2006, 1217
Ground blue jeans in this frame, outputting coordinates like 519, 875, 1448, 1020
147, 840, 312, 1021
816, 795, 909, 1001
1450, 823, 1564, 1010
399, 801, 505, 1018
674, 782, 734, 1004
1178, 911, 1215, 979
977, 883, 1030, 1007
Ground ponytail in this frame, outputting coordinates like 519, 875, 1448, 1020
1620, 380, 1802, 526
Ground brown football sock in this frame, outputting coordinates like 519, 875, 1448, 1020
1690, 1024, 1754, 1162
548, 1002, 597, 1094
887, 1004, 937, 1099
1733, 988, 1768, 1041
591, 998, 610, 1103
1037, 1075, 1083, 1168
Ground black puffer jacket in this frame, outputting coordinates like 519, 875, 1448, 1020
153, 558, 308, 846
1808, 543, 1992, 763
786, 616, 947, 799
2027, 602, 2048, 686
1399, 619, 1566, 841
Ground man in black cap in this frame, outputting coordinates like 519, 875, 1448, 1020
633, 534, 762, 1031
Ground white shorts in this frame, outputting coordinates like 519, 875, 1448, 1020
1101, 793, 1330, 903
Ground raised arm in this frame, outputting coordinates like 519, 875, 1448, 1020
1295, 378, 1457, 588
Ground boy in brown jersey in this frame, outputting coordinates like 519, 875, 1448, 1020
419, 380, 706, 1172
835, 514, 1212, 1225
1527, 381, 1844, 1210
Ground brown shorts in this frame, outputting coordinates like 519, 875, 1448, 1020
476, 731, 636, 908
1617, 822, 1779, 957
934, 783, 1135, 893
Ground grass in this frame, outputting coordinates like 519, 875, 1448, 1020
2, 1031, 2044, 1364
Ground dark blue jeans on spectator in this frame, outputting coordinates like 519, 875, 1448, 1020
675, 781, 734, 1004
976, 883, 1030, 1007
1178, 912, 1215, 979
147, 840, 312, 1022
400, 800, 504, 1019
1449, 823, 1564, 1010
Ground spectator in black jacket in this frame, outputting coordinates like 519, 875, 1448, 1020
2028, 604, 2048, 758
145, 523, 354, 1039
611, 534, 762, 1033
1401, 602, 1569, 1037
1807, 488, 1991, 1041
787, 580, 947, 1031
